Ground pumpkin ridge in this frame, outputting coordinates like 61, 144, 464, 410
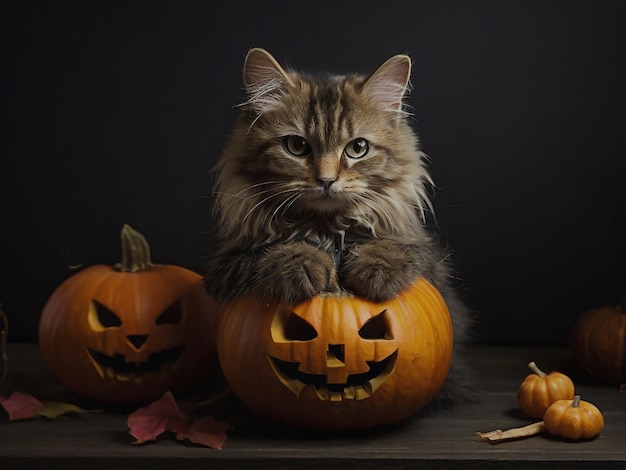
216, 277, 453, 430
572, 303, 626, 383
38, 226, 219, 405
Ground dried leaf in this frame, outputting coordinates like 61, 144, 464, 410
127, 391, 233, 449
477, 421, 547, 443
176, 414, 233, 450
0, 391, 93, 421
0, 390, 45, 421
39, 401, 92, 419
128, 391, 186, 444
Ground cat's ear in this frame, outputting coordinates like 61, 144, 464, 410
243, 48, 295, 89
363, 54, 412, 112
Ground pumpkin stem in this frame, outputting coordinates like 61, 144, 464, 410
527, 361, 547, 378
117, 224, 154, 272
571, 394, 581, 408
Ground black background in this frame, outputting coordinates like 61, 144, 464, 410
2, 0, 625, 345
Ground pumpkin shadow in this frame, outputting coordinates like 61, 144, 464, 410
224, 403, 432, 443
213, 399, 401, 440
108, 429, 136, 445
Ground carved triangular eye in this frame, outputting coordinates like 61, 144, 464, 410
156, 301, 183, 325
284, 312, 318, 341
91, 300, 122, 328
358, 310, 390, 339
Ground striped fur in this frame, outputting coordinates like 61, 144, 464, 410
205, 49, 453, 302
204, 48, 475, 407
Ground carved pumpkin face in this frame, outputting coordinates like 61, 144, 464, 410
217, 278, 453, 430
267, 299, 399, 401
39, 226, 220, 405
39, 264, 219, 405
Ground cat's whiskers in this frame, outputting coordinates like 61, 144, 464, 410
265, 192, 301, 228
354, 190, 398, 233
285, 192, 301, 210
242, 186, 299, 224
215, 181, 288, 200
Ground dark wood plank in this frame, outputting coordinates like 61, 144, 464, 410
1, 343, 625, 469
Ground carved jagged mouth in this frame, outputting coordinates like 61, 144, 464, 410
268, 351, 398, 401
87, 347, 182, 382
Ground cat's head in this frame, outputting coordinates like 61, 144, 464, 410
213, 48, 433, 245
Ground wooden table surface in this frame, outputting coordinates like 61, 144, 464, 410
1, 343, 625, 469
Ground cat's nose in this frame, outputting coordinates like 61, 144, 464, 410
317, 176, 336, 190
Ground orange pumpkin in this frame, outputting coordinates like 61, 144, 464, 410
216, 278, 453, 430
543, 395, 604, 440
571, 302, 626, 383
517, 361, 575, 419
38, 225, 219, 405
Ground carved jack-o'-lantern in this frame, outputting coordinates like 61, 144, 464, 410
38, 225, 219, 405
217, 278, 453, 430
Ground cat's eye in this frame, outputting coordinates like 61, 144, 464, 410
282, 135, 311, 157
344, 138, 369, 159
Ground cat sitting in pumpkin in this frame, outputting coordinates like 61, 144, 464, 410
204, 48, 474, 409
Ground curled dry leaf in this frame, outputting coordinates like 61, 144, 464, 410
0, 390, 45, 421
175, 415, 233, 450
127, 391, 233, 449
127, 390, 186, 443
38, 401, 93, 419
477, 421, 547, 443
0, 390, 90, 421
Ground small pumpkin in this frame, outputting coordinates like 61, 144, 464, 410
478, 394, 604, 443
38, 224, 219, 404
570, 301, 626, 383
543, 394, 605, 440
216, 278, 454, 431
517, 361, 575, 419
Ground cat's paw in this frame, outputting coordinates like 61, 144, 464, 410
256, 242, 339, 304
340, 240, 416, 302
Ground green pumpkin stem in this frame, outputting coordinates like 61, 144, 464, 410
118, 224, 154, 272
571, 395, 581, 408
527, 361, 547, 378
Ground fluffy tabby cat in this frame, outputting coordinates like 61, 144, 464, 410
205, 48, 473, 405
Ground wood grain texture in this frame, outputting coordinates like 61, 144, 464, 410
1, 343, 625, 469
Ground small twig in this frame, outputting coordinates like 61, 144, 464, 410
477, 421, 547, 443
